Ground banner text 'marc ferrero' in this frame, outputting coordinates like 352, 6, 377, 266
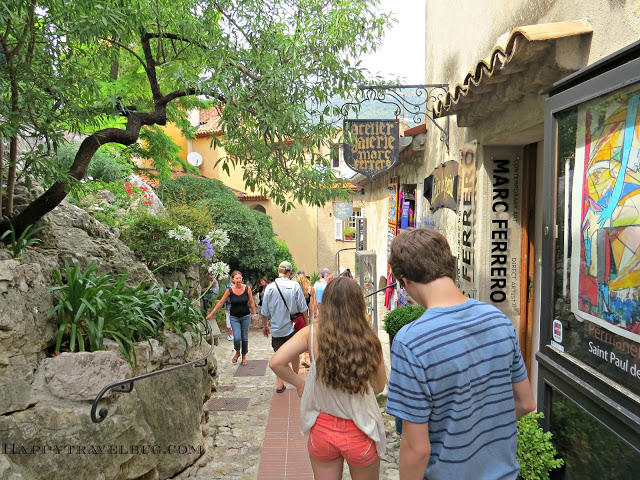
343, 119, 399, 178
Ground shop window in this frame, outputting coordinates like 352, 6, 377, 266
550, 83, 640, 397
398, 184, 417, 230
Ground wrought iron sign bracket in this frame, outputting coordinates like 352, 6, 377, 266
341, 84, 450, 154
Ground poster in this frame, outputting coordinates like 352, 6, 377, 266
570, 87, 640, 342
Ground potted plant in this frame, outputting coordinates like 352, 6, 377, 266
517, 412, 564, 479
343, 226, 356, 240
383, 304, 425, 347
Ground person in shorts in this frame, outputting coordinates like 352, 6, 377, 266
269, 277, 387, 479
261, 261, 308, 393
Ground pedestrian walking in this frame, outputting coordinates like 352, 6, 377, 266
386, 228, 536, 480
253, 276, 268, 328
206, 270, 258, 366
202, 273, 219, 313
269, 277, 387, 479
260, 261, 308, 393
295, 270, 315, 368
313, 268, 330, 319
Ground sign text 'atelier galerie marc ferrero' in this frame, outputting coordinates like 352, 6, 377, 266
343, 119, 399, 178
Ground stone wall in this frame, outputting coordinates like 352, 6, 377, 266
0, 193, 217, 480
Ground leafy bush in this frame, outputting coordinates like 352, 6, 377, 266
382, 305, 425, 337
155, 175, 237, 205
272, 237, 296, 278
50, 262, 206, 365
343, 226, 356, 237
50, 141, 131, 183
156, 176, 279, 281
67, 179, 146, 228
517, 412, 564, 480
121, 207, 217, 273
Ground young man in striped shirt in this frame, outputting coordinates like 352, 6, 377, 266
386, 228, 536, 480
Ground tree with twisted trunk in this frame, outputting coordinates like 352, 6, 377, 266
0, 0, 391, 237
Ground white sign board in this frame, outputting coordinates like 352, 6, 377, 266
333, 202, 353, 220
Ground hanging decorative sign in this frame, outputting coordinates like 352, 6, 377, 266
333, 202, 353, 220
424, 160, 460, 211
343, 119, 399, 178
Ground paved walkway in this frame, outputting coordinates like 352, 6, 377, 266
172, 327, 401, 480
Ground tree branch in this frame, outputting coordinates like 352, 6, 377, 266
99, 37, 146, 68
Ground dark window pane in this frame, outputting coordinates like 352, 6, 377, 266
549, 391, 638, 480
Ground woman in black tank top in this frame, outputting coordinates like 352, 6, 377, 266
206, 270, 257, 365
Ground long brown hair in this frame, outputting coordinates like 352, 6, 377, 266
296, 274, 311, 295
316, 277, 382, 395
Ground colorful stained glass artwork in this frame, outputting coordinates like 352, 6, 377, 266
571, 86, 640, 341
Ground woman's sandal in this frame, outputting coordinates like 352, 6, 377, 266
232, 353, 240, 364
241, 360, 248, 366
276, 386, 286, 393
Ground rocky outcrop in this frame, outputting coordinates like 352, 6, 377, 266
0, 190, 218, 480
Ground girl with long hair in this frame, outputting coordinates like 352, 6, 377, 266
207, 270, 257, 366
269, 277, 386, 480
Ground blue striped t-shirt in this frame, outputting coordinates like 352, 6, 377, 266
386, 298, 528, 480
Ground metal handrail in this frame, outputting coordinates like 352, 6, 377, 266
364, 282, 397, 298
90, 337, 214, 423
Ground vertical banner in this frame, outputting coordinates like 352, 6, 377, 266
457, 141, 477, 298
482, 147, 524, 324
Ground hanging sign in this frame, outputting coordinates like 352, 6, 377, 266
343, 119, 399, 178
424, 160, 460, 211
333, 202, 353, 220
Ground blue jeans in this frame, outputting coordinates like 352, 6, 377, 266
230, 314, 251, 355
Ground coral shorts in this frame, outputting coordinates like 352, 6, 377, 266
308, 413, 378, 467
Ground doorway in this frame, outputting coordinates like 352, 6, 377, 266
519, 143, 537, 376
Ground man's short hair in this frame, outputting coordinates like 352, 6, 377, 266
389, 228, 456, 285
278, 260, 292, 273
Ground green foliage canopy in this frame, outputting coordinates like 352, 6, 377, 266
0, 0, 392, 236
157, 175, 279, 281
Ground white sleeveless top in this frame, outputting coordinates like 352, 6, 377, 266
299, 325, 387, 456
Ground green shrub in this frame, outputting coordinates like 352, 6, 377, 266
121, 207, 216, 273
156, 176, 279, 281
517, 412, 564, 480
67, 179, 143, 228
155, 175, 237, 205
382, 305, 425, 337
50, 141, 131, 183
272, 238, 296, 278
